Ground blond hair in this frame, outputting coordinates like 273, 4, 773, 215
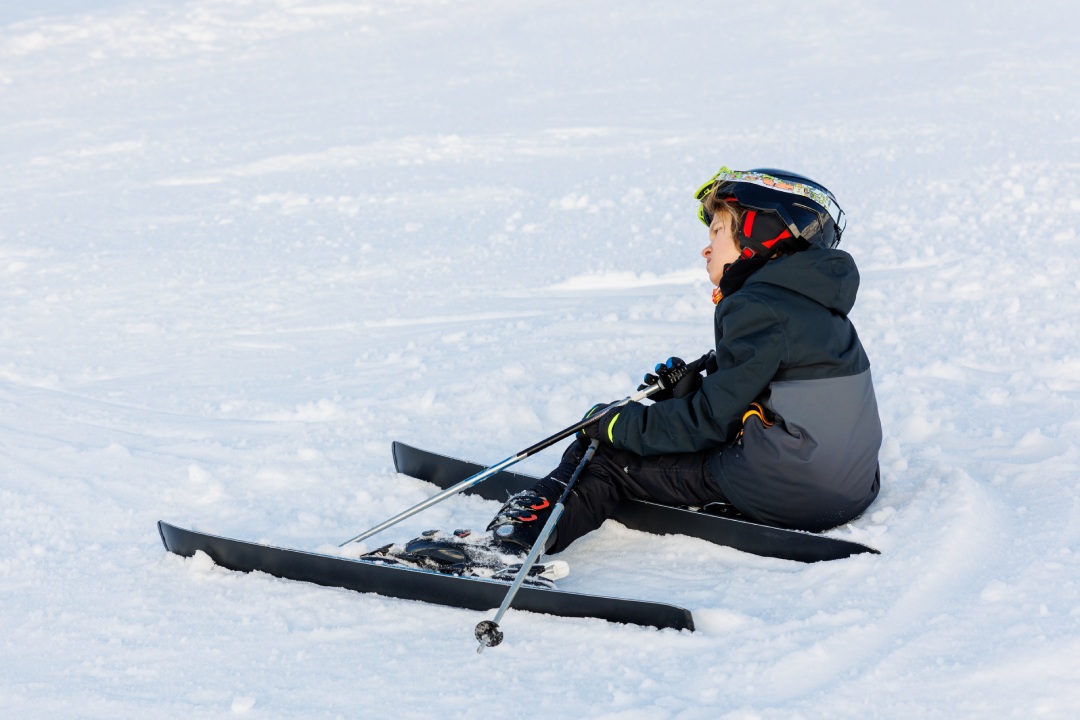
703, 190, 746, 249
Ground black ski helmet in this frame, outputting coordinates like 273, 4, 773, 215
696, 167, 846, 256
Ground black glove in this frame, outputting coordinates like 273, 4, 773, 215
578, 402, 618, 443
638, 357, 702, 402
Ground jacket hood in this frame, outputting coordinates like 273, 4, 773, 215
741, 249, 860, 314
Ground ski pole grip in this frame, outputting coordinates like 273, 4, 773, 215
685, 349, 716, 375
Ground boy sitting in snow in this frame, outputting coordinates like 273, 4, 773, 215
487, 167, 882, 554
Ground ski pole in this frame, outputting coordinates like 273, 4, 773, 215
475, 439, 600, 653
338, 389, 655, 548
338, 349, 714, 548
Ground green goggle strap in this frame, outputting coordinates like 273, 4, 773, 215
694, 167, 844, 229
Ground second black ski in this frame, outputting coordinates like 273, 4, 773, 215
392, 441, 879, 563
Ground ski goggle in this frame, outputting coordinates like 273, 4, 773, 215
694, 167, 845, 239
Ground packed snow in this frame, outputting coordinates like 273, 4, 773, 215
2, 0, 1079, 717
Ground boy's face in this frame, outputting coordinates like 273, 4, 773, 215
702, 212, 741, 285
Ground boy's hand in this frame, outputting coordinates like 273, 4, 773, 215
579, 402, 617, 443
638, 357, 702, 401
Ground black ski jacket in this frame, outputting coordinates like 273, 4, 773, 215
609, 248, 881, 531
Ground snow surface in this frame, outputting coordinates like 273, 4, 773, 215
2, 0, 1079, 717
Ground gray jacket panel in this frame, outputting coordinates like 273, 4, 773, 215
710, 368, 882, 531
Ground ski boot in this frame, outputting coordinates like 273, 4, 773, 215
485, 487, 559, 553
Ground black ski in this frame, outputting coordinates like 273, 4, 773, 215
391, 441, 878, 563
158, 521, 694, 632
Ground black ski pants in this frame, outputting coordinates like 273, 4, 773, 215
535, 438, 729, 554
